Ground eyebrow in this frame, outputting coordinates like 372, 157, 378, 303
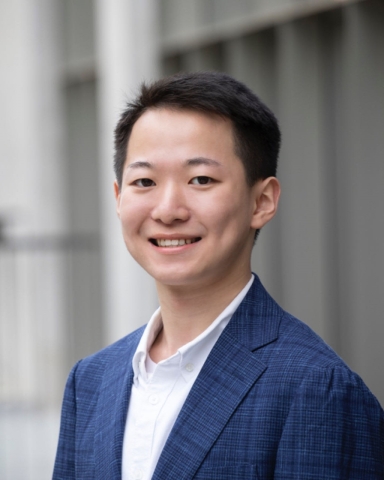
126, 157, 222, 170
186, 157, 221, 167
127, 161, 153, 169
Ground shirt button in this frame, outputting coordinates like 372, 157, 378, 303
149, 394, 158, 405
134, 470, 143, 480
185, 363, 194, 372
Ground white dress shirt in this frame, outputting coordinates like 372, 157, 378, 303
122, 276, 254, 480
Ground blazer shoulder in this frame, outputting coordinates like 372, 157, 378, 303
267, 311, 384, 409
74, 324, 145, 384
278, 312, 344, 366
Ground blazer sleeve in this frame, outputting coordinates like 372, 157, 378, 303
52, 361, 81, 480
274, 365, 384, 479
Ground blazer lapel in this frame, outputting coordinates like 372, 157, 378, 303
94, 328, 144, 480
152, 276, 282, 480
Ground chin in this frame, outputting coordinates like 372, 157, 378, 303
153, 272, 196, 287
145, 265, 197, 286
153, 267, 228, 290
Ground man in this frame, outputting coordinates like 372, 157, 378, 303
53, 72, 383, 479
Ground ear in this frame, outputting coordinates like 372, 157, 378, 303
114, 181, 121, 218
250, 177, 280, 230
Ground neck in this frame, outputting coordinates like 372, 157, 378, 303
149, 271, 252, 362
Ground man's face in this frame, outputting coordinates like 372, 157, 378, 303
115, 108, 260, 289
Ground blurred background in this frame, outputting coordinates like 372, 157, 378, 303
0, 0, 383, 478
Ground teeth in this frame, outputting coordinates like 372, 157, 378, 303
156, 238, 196, 247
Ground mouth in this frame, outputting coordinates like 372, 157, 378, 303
150, 238, 201, 247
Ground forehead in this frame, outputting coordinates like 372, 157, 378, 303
126, 108, 237, 163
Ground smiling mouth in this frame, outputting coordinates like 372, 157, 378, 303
150, 238, 201, 247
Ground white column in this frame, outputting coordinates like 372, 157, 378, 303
0, 0, 67, 403
0, 1, 67, 478
95, 0, 160, 344
0, 0, 67, 237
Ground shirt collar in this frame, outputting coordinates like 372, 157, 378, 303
132, 307, 162, 382
132, 275, 254, 383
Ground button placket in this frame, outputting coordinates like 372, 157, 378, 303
126, 351, 186, 480
133, 468, 143, 480
149, 393, 159, 405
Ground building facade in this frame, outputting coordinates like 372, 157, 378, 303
0, 0, 383, 477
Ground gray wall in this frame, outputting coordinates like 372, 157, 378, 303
160, 0, 384, 404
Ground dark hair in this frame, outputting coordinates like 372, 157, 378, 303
114, 71, 280, 190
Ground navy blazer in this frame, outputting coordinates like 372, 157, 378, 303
53, 276, 384, 479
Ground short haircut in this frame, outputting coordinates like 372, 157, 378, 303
114, 71, 281, 190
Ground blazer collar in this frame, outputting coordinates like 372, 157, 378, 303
226, 274, 282, 351
152, 275, 283, 479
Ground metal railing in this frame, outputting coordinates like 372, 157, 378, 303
0, 232, 102, 410
0, 232, 103, 479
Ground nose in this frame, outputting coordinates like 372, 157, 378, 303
151, 183, 190, 224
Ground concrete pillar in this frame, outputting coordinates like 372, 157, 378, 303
336, 2, 384, 401
95, 0, 160, 345
0, 1, 67, 478
0, 0, 67, 404
275, 18, 329, 341
0, 0, 66, 237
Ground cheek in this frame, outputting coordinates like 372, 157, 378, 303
201, 193, 251, 233
119, 195, 151, 231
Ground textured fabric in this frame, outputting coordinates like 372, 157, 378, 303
123, 275, 253, 480
53, 275, 384, 479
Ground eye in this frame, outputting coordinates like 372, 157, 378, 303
133, 178, 155, 187
190, 176, 212, 185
